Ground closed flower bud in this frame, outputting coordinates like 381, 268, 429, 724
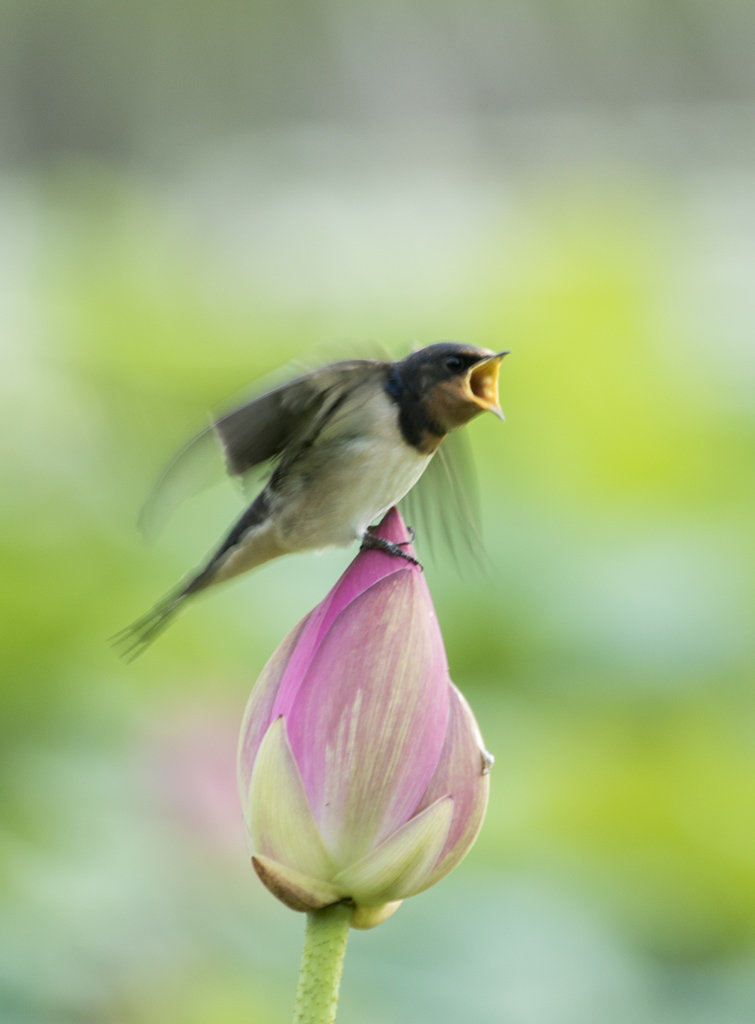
238, 508, 491, 929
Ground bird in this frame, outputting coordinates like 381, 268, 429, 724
113, 341, 508, 658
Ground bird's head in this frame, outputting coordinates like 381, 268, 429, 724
398, 342, 509, 434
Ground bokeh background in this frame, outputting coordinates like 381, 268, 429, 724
2, 2, 754, 1022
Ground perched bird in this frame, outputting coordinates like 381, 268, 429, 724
114, 341, 508, 657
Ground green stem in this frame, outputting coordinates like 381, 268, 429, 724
292, 902, 353, 1024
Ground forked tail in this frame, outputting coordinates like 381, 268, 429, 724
110, 586, 189, 661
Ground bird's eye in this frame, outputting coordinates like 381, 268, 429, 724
444, 355, 464, 372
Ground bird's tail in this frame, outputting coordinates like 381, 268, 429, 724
110, 585, 189, 661
110, 560, 218, 661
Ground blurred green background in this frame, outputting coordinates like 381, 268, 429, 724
2, 2, 754, 1022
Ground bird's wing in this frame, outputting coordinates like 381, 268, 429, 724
137, 426, 227, 542
399, 428, 484, 572
138, 359, 381, 541
213, 360, 377, 474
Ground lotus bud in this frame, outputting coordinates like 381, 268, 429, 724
238, 507, 491, 929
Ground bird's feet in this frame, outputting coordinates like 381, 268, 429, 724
360, 526, 422, 569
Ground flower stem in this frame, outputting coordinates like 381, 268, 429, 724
292, 902, 353, 1024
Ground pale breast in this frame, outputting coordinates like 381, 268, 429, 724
275, 387, 433, 550
336, 433, 430, 539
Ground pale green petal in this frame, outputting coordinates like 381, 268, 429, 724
252, 854, 343, 913
333, 797, 453, 903
237, 616, 308, 806
248, 718, 336, 881
351, 901, 403, 930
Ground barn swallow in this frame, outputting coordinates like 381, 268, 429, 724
114, 342, 508, 658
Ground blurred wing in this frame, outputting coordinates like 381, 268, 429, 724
399, 429, 484, 573
137, 426, 227, 542
213, 359, 374, 474
138, 359, 379, 541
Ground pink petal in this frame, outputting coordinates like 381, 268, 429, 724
411, 683, 490, 891
287, 571, 451, 863
269, 508, 426, 722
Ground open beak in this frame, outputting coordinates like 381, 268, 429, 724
468, 351, 509, 420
